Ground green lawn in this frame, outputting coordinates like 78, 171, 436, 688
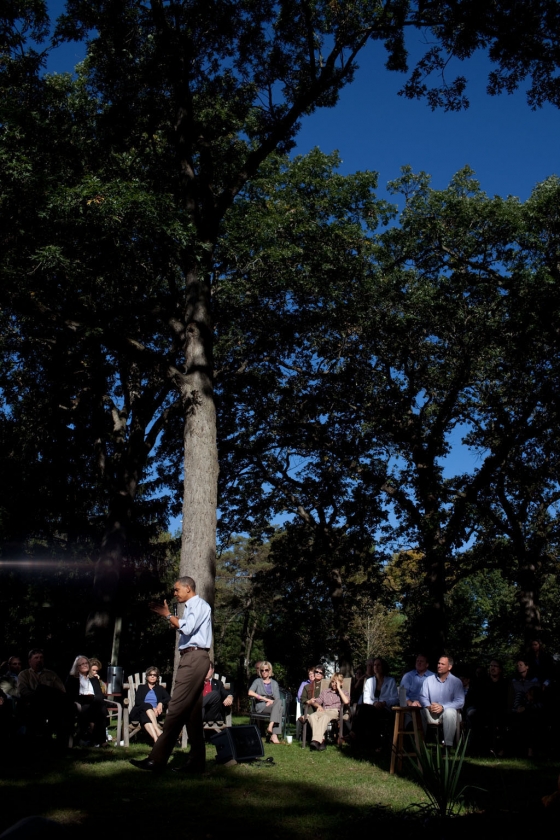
1, 723, 558, 839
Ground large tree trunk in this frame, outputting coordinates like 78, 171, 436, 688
422, 544, 447, 661
329, 566, 353, 675
179, 267, 218, 611
517, 555, 542, 645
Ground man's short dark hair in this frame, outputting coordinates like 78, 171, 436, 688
177, 576, 196, 591
442, 655, 454, 667
28, 648, 44, 661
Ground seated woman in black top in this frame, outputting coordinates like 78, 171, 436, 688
129, 667, 171, 744
66, 655, 108, 746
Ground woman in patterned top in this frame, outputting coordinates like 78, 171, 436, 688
307, 672, 349, 751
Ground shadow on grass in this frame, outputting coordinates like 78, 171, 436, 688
334, 739, 560, 830
0, 739, 558, 840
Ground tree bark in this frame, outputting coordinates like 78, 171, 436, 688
517, 556, 542, 644
329, 566, 353, 675
423, 545, 447, 661
179, 266, 218, 612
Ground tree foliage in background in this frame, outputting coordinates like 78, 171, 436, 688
216, 164, 560, 658
5, 1, 560, 659
3, 1, 560, 667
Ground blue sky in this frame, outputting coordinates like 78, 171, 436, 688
294, 42, 560, 204
45, 4, 560, 203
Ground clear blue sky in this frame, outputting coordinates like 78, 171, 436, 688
294, 43, 560, 204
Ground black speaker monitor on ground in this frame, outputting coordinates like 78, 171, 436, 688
210, 724, 264, 763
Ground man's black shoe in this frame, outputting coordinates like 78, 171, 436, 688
130, 758, 165, 773
317, 741, 327, 751
172, 761, 206, 774
310, 740, 320, 751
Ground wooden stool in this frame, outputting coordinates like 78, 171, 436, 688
390, 706, 423, 775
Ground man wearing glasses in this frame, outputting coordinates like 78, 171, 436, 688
300, 667, 326, 713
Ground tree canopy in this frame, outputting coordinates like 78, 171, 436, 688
2, 0, 560, 664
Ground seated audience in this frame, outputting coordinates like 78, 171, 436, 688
297, 667, 315, 703
88, 659, 107, 695
299, 665, 326, 741
202, 662, 234, 722
526, 639, 555, 687
456, 665, 474, 701
248, 661, 283, 744
360, 657, 398, 748
420, 655, 465, 746
465, 659, 509, 753
129, 666, 171, 744
401, 654, 434, 707
300, 665, 326, 716
511, 656, 539, 702
18, 649, 74, 743
0, 656, 23, 700
66, 655, 109, 746
0, 687, 14, 740
306, 672, 349, 751
350, 664, 366, 704
509, 656, 543, 757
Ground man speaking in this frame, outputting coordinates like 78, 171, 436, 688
131, 576, 211, 773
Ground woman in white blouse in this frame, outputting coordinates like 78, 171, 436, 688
361, 657, 398, 749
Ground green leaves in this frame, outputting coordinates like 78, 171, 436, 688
407, 734, 481, 818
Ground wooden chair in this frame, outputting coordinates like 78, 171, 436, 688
69, 695, 122, 748
249, 686, 292, 740
122, 673, 167, 747
181, 673, 233, 748
105, 699, 123, 745
301, 678, 352, 748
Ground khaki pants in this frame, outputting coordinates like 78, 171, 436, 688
421, 707, 460, 746
149, 648, 209, 767
309, 708, 339, 743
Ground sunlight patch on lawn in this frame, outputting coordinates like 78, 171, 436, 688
71, 759, 134, 777
44, 809, 87, 825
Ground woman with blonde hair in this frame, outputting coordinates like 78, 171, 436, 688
66, 655, 108, 745
306, 672, 349, 751
88, 658, 107, 695
248, 661, 283, 744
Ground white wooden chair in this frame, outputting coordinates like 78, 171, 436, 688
122, 672, 167, 747
180, 672, 233, 747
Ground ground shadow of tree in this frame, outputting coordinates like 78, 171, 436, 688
0, 743, 557, 840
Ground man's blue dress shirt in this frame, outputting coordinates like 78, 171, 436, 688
178, 595, 212, 649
